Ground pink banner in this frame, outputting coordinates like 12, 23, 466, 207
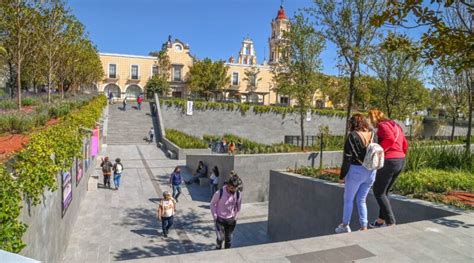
91, 128, 99, 157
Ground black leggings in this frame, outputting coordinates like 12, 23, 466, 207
373, 158, 405, 225
215, 217, 237, 249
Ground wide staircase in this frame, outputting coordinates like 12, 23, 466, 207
106, 102, 155, 145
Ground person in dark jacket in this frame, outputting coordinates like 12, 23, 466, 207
336, 114, 376, 234
170, 166, 183, 202
368, 109, 408, 227
100, 157, 113, 189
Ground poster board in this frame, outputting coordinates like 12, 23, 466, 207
61, 169, 73, 217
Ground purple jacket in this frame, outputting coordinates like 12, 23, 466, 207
210, 185, 242, 220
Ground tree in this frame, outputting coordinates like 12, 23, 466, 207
371, 0, 473, 153
38, 0, 69, 102
148, 49, 171, 97
243, 66, 262, 103
145, 75, 169, 98
1, 0, 40, 109
273, 14, 325, 151
188, 58, 229, 100
308, 0, 384, 136
431, 63, 468, 141
368, 33, 424, 119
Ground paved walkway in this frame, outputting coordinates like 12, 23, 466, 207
62, 104, 270, 262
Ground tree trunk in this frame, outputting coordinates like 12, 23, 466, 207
17, 53, 22, 110
300, 107, 305, 151
48, 66, 52, 103
466, 71, 472, 154
450, 115, 456, 142
345, 65, 357, 140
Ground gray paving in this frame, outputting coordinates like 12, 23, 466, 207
61, 103, 271, 262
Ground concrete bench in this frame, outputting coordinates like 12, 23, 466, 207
199, 177, 210, 187
166, 150, 177, 159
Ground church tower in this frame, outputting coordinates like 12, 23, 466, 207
268, 5, 289, 65
238, 37, 257, 65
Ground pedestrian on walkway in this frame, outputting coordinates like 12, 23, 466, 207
123, 96, 128, 111
148, 127, 154, 143
157, 191, 176, 238
170, 166, 183, 202
100, 156, 113, 189
210, 172, 243, 249
335, 114, 377, 234
209, 166, 220, 196
137, 95, 143, 111
113, 158, 124, 190
368, 109, 408, 228
108, 92, 114, 105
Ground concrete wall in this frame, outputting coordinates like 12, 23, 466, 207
19, 158, 98, 262
267, 170, 460, 242
422, 118, 473, 138
161, 105, 350, 145
162, 137, 211, 160
186, 151, 343, 203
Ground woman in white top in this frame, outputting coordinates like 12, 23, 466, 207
209, 166, 220, 197
157, 191, 176, 238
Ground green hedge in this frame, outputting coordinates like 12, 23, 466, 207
0, 95, 107, 253
165, 129, 208, 149
161, 98, 362, 118
291, 166, 473, 210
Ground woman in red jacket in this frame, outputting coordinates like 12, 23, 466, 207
368, 109, 408, 227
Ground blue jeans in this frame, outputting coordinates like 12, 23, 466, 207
342, 165, 376, 228
172, 185, 181, 200
210, 183, 218, 196
138, 103, 141, 110
162, 216, 174, 233
114, 173, 122, 188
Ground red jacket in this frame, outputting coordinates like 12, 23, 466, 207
137, 97, 143, 103
377, 120, 408, 159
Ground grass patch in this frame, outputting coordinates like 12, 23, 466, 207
165, 129, 208, 149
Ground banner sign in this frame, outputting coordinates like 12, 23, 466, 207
91, 128, 99, 157
76, 157, 83, 186
62, 169, 73, 216
186, 101, 193, 116
306, 109, 312, 121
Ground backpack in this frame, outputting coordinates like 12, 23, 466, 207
219, 188, 240, 211
357, 132, 384, 170
102, 161, 112, 173
115, 163, 123, 173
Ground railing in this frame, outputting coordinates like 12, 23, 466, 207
284, 135, 320, 147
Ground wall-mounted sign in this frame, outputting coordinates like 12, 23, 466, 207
186, 101, 193, 116
62, 169, 73, 216
306, 109, 312, 122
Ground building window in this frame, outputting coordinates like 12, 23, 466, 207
232, 72, 239, 86
152, 65, 159, 77
280, 96, 289, 105
173, 65, 182, 81
174, 44, 183, 51
249, 74, 257, 86
246, 45, 251, 55
131, 65, 139, 79
109, 64, 117, 78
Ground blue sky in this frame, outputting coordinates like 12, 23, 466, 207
68, 0, 423, 78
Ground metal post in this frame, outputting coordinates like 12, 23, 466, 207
319, 131, 324, 171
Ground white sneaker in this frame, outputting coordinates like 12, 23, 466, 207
335, 224, 351, 234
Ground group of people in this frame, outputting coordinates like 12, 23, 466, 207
161, 163, 242, 250
108, 92, 144, 111
212, 138, 237, 154
336, 109, 408, 233
100, 157, 124, 190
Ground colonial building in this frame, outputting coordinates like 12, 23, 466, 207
98, 5, 328, 107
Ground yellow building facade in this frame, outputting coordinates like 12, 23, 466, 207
98, 5, 328, 107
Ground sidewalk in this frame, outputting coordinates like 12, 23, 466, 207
61, 144, 270, 262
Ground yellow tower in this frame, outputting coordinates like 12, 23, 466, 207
238, 37, 257, 65
268, 5, 289, 65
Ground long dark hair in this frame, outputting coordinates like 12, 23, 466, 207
213, 166, 220, 177
173, 166, 180, 174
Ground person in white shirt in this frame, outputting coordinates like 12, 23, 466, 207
209, 166, 220, 197
157, 191, 176, 238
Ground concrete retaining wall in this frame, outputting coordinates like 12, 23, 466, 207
267, 170, 460, 242
19, 157, 98, 262
162, 137, 211, 160
186, 151, 343, 203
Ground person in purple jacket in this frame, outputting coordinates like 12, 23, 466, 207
210, 172, 243, 249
